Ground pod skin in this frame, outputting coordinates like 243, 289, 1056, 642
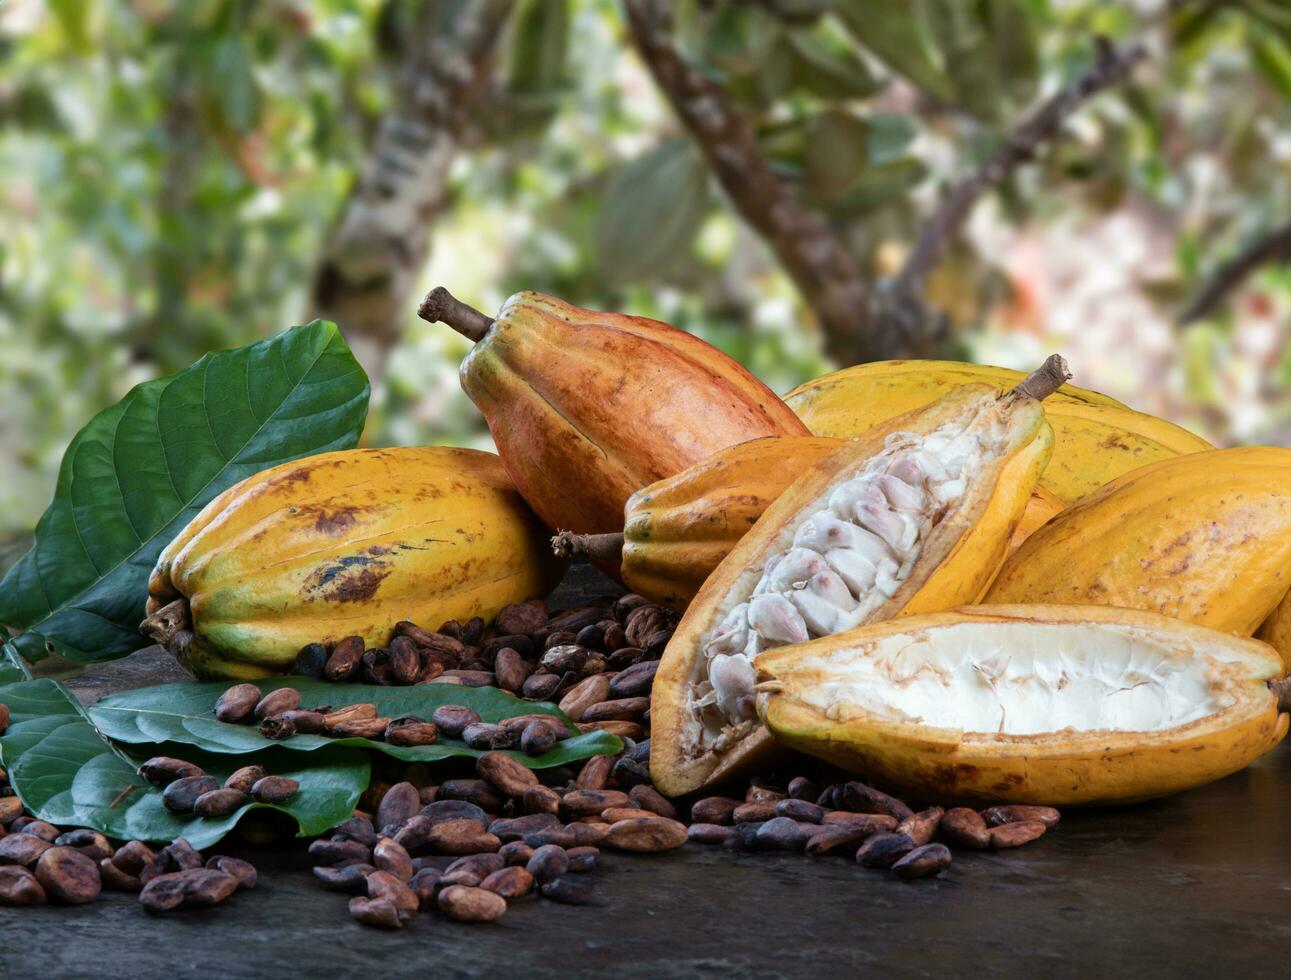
986, 447, 1291, 636
785, 359, 1211, 502
144, 448, 566, 680
756, 605, 1289, 806
650, 380, 1055, 797
1256, 590, 1291, 676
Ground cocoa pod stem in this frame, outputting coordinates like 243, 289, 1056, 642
139, 599, 192, 647
1004, 353, 1072, 403
418, 286, 494, 343
1270, 676, 1291, 713
551, 531, 625, 562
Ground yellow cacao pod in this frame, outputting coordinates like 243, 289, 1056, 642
757, 605, 1289, 806
785, 359, 1212, 502
1257, 591, 1291, 676
651, 371, 1059, 797
985, 447, 1291, 636
144, 447, 566, 680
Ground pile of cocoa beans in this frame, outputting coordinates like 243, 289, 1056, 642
138, 755, 298, 818
0, 765, 256, 912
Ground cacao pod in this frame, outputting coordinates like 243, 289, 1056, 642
785, 359, 1212, 502
650, 359, 1066, 797
143, 448, 565, 680
557, 437, 1064, 611
985, 447, 1291, 636
1256, 590, 1291, 675
757, 605, 1289, 805
419, 287, 808, 537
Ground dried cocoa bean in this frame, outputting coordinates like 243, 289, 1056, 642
745, 784, 787, 804
350, 895, 408, 928
601, 807, 658, 823
544, 630, 578, 649
181, 868, 238, 907
477, 752, 539, 798
377, 782, 422, 832
940, 808, 990, 849
258, 715, 297, 739
0, 796, 22, 825
446, 853, 504, 878
373, 838, 414, 881
99, 858, 142, 892
293, 642, 330, 679
139, 872, 188, 914
111, 840, 156, 876
494, 648, 531, 694
525, 843, 569, 884
522, 785, 561, 816
821, 811, 898, 833
323, 703, 378, 729
521, 826, 578, 849
409, 867, 441, 908
988, 820, 1048, 848
206, 855, 257, 890
549, 607, 605, 633
566, 822, 609, 847
566, 846, 598, 873
788, 776, 819, 801
610, 757, 651, 789
628, 785, 676, 819
581, 697, 649, 723
805, 825, 875, 856
330, 717, 391, 738
392, 816, 434, 853
496, 602, 547, 636
481, 865, 534, 899
439, 779, 503, 811
558, 674, 612, 722
163, 775, 221, 814
732, 802, 778, 824
755, 817, 817, 852
775, 799, 825, 823
314, 863, 376, 894
892, 843, 952, 879
442, 670, 496, 687
500, 841, 535, 867
724, 822, 764, 851
501, 713, 572, 738
309, 838, 372, 867
490, 813, 560, 843
418, 661, 446, 684
158, 838, 204, 872
691, 797, 742, 825
486, 634, 536, 660
438, 883, 507, 922
388, 636, 420, 685
522, 673, 564, 701
604, 816, 687, 853
35, 846, 101, 904
427, 819, 500, 855
840, 782, 914, 822
608, 660, 657, 698
982, 805, 1061, 829
0, 865, 45, 905
561, 789, 630, 818
421, 799, 489, 826
279, 709, 327, 734
856, 833, 917, 868
351, 869, 418, 928
324, 636, 365, 682
138, 756, 205, 786
521, 721, 557, 756
251, 775, 299, 804
606, 646, 648, 670
398, 621, 468, 656
194, 788, 248, 818
224, 765, 267, 794
540, 876, 595, 905
576, 754, 613, 791
897, 807, 945, 846
254, 687, 301, 720
461, 723, 518, 751
214, 684, 261, 723
431, 704, 480, 738
20, 820, 61, 843
687, 823, 734, 845
0, 702, 8, 736
541, 645, 589, 675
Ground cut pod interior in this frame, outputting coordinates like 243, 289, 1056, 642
688, 396, 1012, 751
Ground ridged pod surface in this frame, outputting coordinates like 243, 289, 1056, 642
985, 447, 1291, 636
757, 605, 1288, 805
444, 290, 808, 535
145, 447, 566, 680
1257, 592, 1291, 676
785, 359, 1211, 502
650, 381, 1055, 797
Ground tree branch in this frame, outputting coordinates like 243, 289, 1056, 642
1177, 220, 1291, 325
308, 0, 514, 380
885, 37, 1147, 335
624, 0, 926, 364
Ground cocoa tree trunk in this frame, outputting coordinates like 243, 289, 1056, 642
309, 0, 514, 379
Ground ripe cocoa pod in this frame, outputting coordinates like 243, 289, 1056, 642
420, 287, 808, 542
651, 365, 1065, 797
143, 448, 566, 680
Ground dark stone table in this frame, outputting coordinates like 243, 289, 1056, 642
4, 565, 1289, 979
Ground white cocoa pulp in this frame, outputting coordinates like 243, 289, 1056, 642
688, 404, 1008, 748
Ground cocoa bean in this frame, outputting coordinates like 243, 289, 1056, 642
610, 757, 651, 788
606, 647, 648, 670
500, 841, 535, 866
566, 846, 599, 873
745, 784, 787, 804
840, 782, 915, 822
421, 799, 489, 826
628, 784, 676, 819
540, 876, 596, 905
604, 816, 687, 852
893, 843, 952, 879
425, 706, 477, 741
254, 687, 301, 721
601, 807, 658, 823
805, 825, 876, 856
419, 785, 439, 805
0, 796, 22, 825
377, 782, 422, 832
821, 812, 898, 834
388, 637, 420, 685
642, 630, 673, 657
775, 799, 825, 823
324, 636, 365, 682
988, 820, 1048, 848
373, 838, 414, 881
224, 765, 267, 794
439, 779, 504, 811
581, 697, 649, 723
259, 715, 297, 740
624, 604, 672, 646
558, 674, 612, 722
392, 816, 433, 853
99, 858, 142, 892
608, 660, 658, 698
0, 865, 46, 905
427, 819, 500, 855
523, 786, 561, 816
521, 826, 578, 849
446, 853, 505, 879
575, 622, 608, 650
732, 802, 777, 824
490, 813, 560, 843
486, 634, 536, 660
549, 607, 605, 633
541, 645, 589, 675
576, 754, 613, 791
724, 822, 765, 851
494, 648, 531, 694
163, 774, 221, 814
309, 838, 372, 867
441, 670, 495, 687
111, 840, 156, 876
409, 867, 441, 908
350, 895, 408, 928
438, 883, 507, 922
194, 788, 248, 818
19, 820, 61, 842
279, 709, 327, 734
206, 855, 257, 890
687, 823, 737, 845
35, 846, 101, 904
544, 630, 578, 649
214, 683, 261, 723
138, 756, 204, 786
481, 865, 534, 899
329, 717, 391, 738
856, 833, 917, 869
691, 797, 741, 826
521, 721, 557, 756
940, 808, 990, 849
982, 805, 1061, 829
181, 868, 239, 907
897, 807, 945, 846
418, 661, 446, 684
560, 789, 630, 818
788, 776, 819, 801
293, 642, 330, 679
755, 817, 817, 852
501, 713, 572, 738
477, 752, 539, 798
566, 822, 609, 848
399, 621, 468, 656
158, 838, 204, 872
461, 722, 518, 751
522, 673, 563, 700
139, 872, 189, 914
251, 775, 299, 804
323, 703, 378, 729
525, 843, 569, 884
496, 602, 547, 636
314, 863, 375, 894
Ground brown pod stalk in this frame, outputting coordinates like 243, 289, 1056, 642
551, 531, 625, 563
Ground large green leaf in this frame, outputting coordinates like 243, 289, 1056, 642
785, 27, 881, 99
0, 322, 370, 665
1, 634, 29, 685
91, 678, 621, 767
597, 139, 710, 284
834, 1, 955, 104
0, 679, 368, 848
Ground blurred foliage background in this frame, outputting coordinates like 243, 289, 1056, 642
2, 0, 1290, 546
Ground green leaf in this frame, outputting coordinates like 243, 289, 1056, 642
506, 0, 570, 94
1250, 27, 1291, 101
834, 1, 955, 104
804, 111, 872, 198
0, 639, 30, 685
0, 679, 368, 848
785, 27, 881, 99
808, 157, 928, 216
704, 4, 782, 77
597, 139, 710, 284
211, 37, 259, 133
90, 678, 621, 767
0, 322, 370, 665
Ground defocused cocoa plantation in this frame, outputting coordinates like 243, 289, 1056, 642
1, 0, 1289, 555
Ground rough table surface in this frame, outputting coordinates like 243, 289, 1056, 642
4, 566, 1290, 979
